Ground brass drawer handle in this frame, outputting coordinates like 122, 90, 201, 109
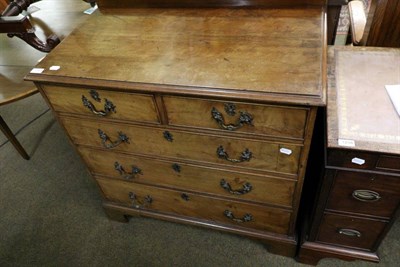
220, 179, 253, 195
217, 145, 252, 163
114, 161, 142, 180
82, 89, 116, 116
352, 190, 381, 202
163, 131, 173, 142
224, 210, 253, 223
211, 107, 253, 131
98, 129, 130, 149
181, 193, 190, 201
128, 192, 153, 209
172, 163, 181, 173
338, 228, 361, 238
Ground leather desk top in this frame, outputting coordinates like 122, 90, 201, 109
327, 46, 400, 154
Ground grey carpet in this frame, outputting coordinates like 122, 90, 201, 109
0, 95, 399, 267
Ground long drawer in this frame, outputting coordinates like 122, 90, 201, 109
42, 85, 160, 124
78, 147, 297, 207
163, 96, 309, 140
97, 177, 292, 234
326, 170, 400, 219
61, 117, 302, 175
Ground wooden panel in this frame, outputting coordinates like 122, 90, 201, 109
163, 96, 308, 140
317, 213, 387, 250
326, 170, 400, 218
97, 177, 292, 234
366, 0, 400, 47
0, 0, 8, 12
43, 85, 160, 123
78, 147, 297, 207
26, 8, 326, 106
61, 117, 302, 175
96, 0, 325, 9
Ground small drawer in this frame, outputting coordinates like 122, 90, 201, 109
42, 85, 160, 123
326, 170, 400, 218
62, 117, 302, 175
78, 147, 297, 208
163, 96, 309, 140
317, 213, 387, 250
327, 149, 400, 174
97, 177, 292, 235
326, 149, 379, 170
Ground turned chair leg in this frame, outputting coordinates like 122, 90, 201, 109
0, 115, 30, 160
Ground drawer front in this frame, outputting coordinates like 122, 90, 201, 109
317, 213, 387, 250
327, 149, 400, 174
43, 85, 160, 123
163, 96, 308, 140
78, 147, 296, 207
97, 177, 292, 234
62, 117, 302, 175
326, 170, 400, 218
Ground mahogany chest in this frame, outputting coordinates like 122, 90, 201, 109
26, 4, 326, 257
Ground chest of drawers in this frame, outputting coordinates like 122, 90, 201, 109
26, 6, 326, 257
297, 47, 400, 264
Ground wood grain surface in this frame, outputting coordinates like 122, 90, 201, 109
27, 8, 326, 106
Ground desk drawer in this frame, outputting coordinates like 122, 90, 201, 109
43, 85, 160, 123
317, 213, 387, 250
326, 170, 400, 218
62, 117, 302, 175
163, 96, 308, 140
78, 147, 296, 207
97, 177, 292, 234
327, 149, 400, 174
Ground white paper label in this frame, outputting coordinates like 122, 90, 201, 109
338, 139, 356, 147
83, 5, 98, 15
49, 66, 61, 71
385, 84, 400, 116
279, 148, 292, 155
30, 68, 45, 74
351, 157, 365, 165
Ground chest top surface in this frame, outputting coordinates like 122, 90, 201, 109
327, 46, 400, 154
26, 7, 326, 106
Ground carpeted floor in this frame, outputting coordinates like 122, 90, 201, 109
0, 82, 399, 267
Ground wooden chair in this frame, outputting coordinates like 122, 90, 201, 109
0, 66, 39, 160
0, 1, 43, 159
344, 0, 399, 47
0, 0, 60, 52
0, 0, 95, 159
348, 0, 367, 45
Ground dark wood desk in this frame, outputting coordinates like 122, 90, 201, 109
298, 46, 400, 265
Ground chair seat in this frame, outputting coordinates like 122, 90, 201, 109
0, 65, 38, 106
